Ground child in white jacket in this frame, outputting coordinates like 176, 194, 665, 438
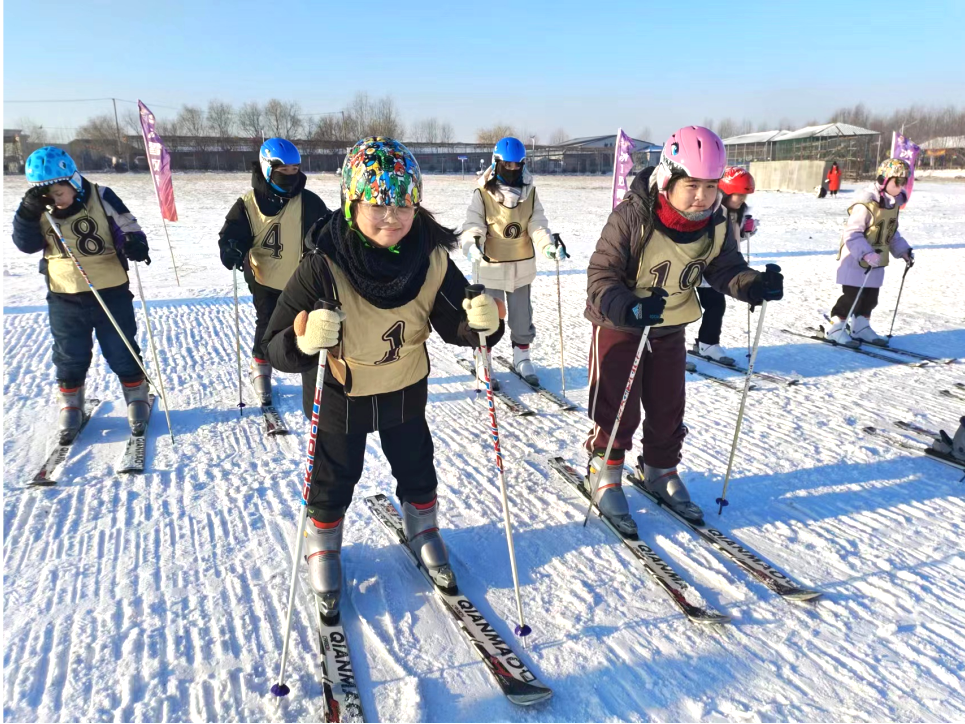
459, 137, 565, 388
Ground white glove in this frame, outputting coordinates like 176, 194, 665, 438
462, 294, 499, 335
464, 240, 484, 263
543, 244, 568, 261
295, 307, 346, 355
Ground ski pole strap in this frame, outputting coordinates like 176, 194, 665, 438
552, 233, 567, 256
315, 298, 340, 312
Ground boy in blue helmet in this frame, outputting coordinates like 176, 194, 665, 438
12, 146, 153, 443
459, 136, 564, 389
217, 138, 331, 405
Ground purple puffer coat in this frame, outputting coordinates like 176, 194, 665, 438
836, 183, 911, 288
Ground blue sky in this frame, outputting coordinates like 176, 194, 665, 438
4, 0, 964, 144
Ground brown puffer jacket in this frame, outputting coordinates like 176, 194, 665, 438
585, 167, 763, 337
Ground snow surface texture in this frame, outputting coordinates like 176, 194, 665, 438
3, 174, 964, 723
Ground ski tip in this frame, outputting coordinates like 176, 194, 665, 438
691, 611, 732, 626
506, 685, 554, 706
270, 683, 291, 697
27, 480, 57, 488
782, 588, 823, 602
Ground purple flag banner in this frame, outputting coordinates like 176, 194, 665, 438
611, 128, 636, 210
891, 132, 921, 207
138, 100, 179, 222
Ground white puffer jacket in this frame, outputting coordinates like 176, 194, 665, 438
458, 166, 554, 292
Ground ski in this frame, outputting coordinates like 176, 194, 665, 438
781, 329, 928, 367
805, 325, 953, 365
862, 425, 965, 474
493, 355, 578, 411
686, 363, 757, 392
115, 394, 156, 474
895, 420, 940, 439
313, 597, 364, 723
687, 349, 800, 386
262, 405, 289, 436
28, 399, 103, 487
624, 473, 821, 601
955, 382, 965, 391
940, 389, 965, 403
363, 493, 553, 706
548, 457, 730, 625
456, 358, 536, 417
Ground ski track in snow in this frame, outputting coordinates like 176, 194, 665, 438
3, 174, 964, 722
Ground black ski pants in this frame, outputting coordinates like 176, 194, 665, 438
831, 285, 880, 320
696, 286, 726, 346
245, 266, 281, 360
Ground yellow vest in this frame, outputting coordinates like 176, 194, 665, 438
839, 201, 898, 268
324, 247, 449, 397
480, 188, 535, 263
634, 221, 727, 327
243, 190, 304, 290
41, 184, 129, 294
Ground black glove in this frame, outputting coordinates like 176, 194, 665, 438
122, 232, 151, 264
18, 186, 52, 221
750, 263, 783, 304
625, 287, 668, 328
220, 239, 248, 271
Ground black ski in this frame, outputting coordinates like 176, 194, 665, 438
493, 355, 578, 411
687, 349, 800, 386
262, 405, 289, 436
456, 358, 536, 417
548, 457, 731, 625
116, 394, 156, 474
862, 425, 965, 474
624, 473, 821, 601
874, 342, 956, 364
313, 597, 364, 723
686, 363, 757, 391
781, 329, 927, 367
941, 389, 965, 403
28, 399, 103, 487
895, 420, 939, 439
363, 493, 553, 706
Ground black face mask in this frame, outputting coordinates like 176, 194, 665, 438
495, 162, 523, 187
270, 170, 300, 192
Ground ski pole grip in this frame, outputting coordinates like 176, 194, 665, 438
464, 284, 485, 301
765, 263, 781, 273
314, 298, 341, 312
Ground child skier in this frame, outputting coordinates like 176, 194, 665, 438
12, 147, 153, 443
262, 137, 504, 617
825, 158, 914, 346
459, 136, 564, 389
584, 127, 784, 531
218, 138, 331, 405
693, 166, 758, 365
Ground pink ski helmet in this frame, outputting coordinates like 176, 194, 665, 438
655, 126, 727, 192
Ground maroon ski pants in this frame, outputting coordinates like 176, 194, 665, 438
584, 325, 687, 468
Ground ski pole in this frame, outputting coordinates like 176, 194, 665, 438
716, 295, 769, 516
584, 323, 651, 526
843, 266, 873, 332
745, 235, 751, 359
465, 284, 531, 642
887, 262, 912, 339
552, 233, 567, 395
44, 211, 173, 439
272, 298, 340, 698
131, 261, 176, 445
471, 248, 481, 399
232, 267, 246, 417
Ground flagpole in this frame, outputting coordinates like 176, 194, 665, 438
611, 127, 622, 209
138, 102, 181, 287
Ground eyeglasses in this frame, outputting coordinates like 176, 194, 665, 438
356, 204, 417, 222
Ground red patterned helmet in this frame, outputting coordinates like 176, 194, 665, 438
719, 167, 755, 195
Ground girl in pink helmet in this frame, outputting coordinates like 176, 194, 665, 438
583, 126, 784, 529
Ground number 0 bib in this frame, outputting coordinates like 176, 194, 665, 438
243, 190, 304, 290
635, 221, 726, 327
41, 184, 128, 294
323, 247, 449, 397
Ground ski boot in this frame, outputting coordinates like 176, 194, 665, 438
638, 461, 704, 524
586, 453, 638, 538
824, 318, 858, 348
56, 383, 86, 444
305, 517, 343, 620
695, 341, 735, 366
932, 417, 965, 463
402, 497, 457, 594
250, 358, 273, 406
474, 347, 499, 392
850, 316, 888, 347
512, 343, 540, 386
121, 378, 152, 435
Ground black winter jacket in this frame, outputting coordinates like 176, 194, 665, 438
585, 167, 762, 337
262, 214, 504, 432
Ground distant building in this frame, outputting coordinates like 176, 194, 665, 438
724, 123, 881, 177
920, 136, 965, 169
531, 134, 661, 175
4, 129, 29, 174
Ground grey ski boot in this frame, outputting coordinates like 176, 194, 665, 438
639, 462, 704, 524
305, 517, 343, 620
586, 454, 638, 538
57, 383, 86, 444
250, 358, 273, 406
933, 417, 965, 463
121, 379, 152, 435
402, 498, 457, 594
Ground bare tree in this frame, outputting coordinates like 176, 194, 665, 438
207, 100, 235, 152
702, 118, 715, 132
237, 101, 264, 150
371, 96, 404, 138
737, 118, 754, 135
439, 121, 455, 144
20, 118, 48, 146
756, 119, 771, 132
777, 117, 795, 130
310, 114, 344, 143
411, 117, 441, 143
636, 126, 652, 142
716, 118, 737, 140
342, 93, 403, 140
264, 98, 302, 138
476, 124, 517, 145
77, 114, 119, 156
549, 128, 569, 145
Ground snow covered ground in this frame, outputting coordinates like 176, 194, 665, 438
3, 173, 964, 723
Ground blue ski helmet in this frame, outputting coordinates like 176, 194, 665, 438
492, 137, 527, 166
25, 146, 83, 192
259, 138, 301, 191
